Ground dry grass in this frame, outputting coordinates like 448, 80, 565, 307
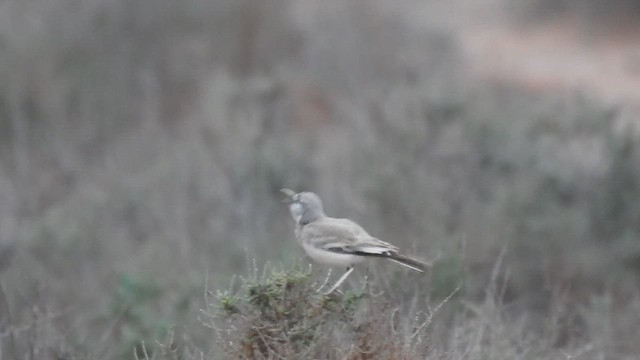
0, 0, 640, 358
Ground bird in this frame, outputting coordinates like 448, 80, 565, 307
280, 188, 428, 294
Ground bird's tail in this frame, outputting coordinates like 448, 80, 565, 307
389, 253, 429, 273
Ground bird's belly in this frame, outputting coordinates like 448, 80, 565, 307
302, 243, 364, 267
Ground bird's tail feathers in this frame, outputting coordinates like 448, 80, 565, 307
336, 245, 429, 273
389, 253, 429, 273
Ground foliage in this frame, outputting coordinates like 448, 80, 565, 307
204, 266, 426, 359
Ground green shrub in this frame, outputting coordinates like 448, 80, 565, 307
205, 266, 423, 359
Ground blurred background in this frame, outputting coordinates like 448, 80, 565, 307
1, 0, 640, 358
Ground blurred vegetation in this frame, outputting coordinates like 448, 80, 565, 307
0, 0, 639, 358
515, 0, 640, 31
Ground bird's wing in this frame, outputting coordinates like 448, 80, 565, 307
300, 218, 361, 248
301, 217, 398, 256
331, 218, 399, 251
329, 218, 370, 237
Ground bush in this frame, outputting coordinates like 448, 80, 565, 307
204, 266, 427, 359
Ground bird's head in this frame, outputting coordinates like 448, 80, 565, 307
280, 189, 325, 225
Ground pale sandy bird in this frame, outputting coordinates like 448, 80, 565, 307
281, 189, 427, 294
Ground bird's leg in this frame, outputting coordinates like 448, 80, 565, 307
323, 267, 354, 295
316, 268, 333, 293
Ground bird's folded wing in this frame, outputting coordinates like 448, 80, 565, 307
302, 217, 399, 255
314, 236, 398, 257
363, 236, 399, 251
301, 219, 362, 246
308, 236, 358, 252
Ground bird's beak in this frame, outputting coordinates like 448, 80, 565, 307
280, 188, 296, 204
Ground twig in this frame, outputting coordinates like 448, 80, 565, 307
410, 286, 460, 341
